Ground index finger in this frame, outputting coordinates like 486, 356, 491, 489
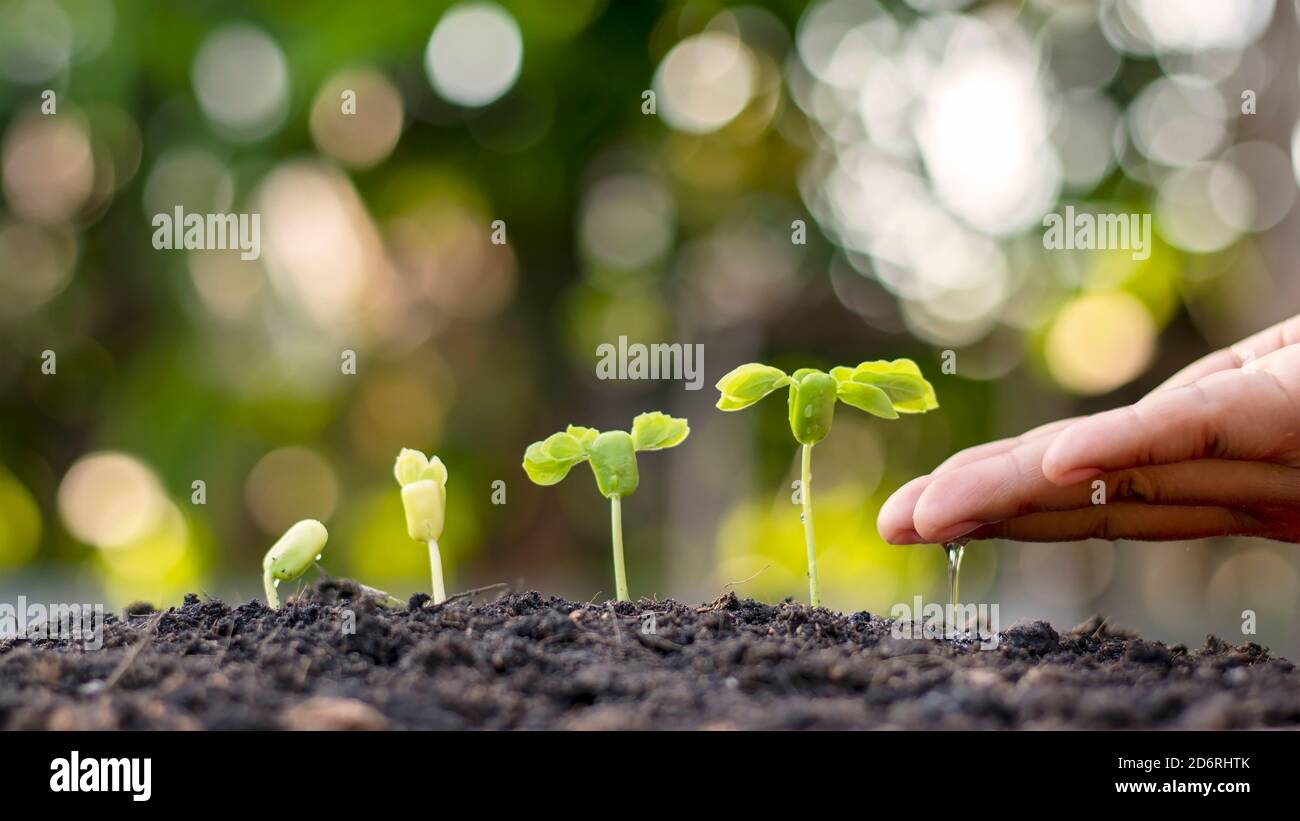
1042, 360, 1300, 484
1157, 314, 1300, 390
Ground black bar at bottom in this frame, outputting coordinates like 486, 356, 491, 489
0, 730, 1286, 807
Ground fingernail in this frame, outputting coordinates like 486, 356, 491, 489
930, 520, 980, 542
1054, 467, 1102, 485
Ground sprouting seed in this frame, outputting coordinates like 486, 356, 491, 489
716, 359, 939, 607
522, 412, 689, 602
263, 519, 329, 608
394, 448, 449, 604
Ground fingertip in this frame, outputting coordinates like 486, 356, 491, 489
1041, 420, 1097, 484
911, 460, 1008, 542
1049, 466, 1102, 486
877, 475, 932, 545
911, 474, 964, 542
882, 527, 925, 545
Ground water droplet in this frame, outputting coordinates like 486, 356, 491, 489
315, 554, 322, 561
799, 513, 806, 523
942, 541, 967, 639
273, 578, 281, 588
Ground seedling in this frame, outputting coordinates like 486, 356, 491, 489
522, 412, 689, 602
263, 519, 328, 608
716, 360, 938, 607
394, 448, 450, 604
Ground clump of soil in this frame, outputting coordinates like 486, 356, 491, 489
2, 581, 1297, 730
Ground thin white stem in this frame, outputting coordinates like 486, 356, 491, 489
801, 443, 820, 608
264, 569, 280, 609
427, 540, 447, 604
610, 495, 629, 602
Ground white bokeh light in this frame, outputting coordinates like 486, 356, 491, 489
914, 37, 1061, 236
580, 174, 675, 270
57, 452, 168, 549
425, 2, 523, 107
1128, 77, 1227, 168
653, 31, 757, 134
1131, 0, 1274, 53
192, 24, 290, 141
1221, 141, 1293, 232
1156, 162, 1248, 253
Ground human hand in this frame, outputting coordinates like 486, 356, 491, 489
878, 315, 1300, 545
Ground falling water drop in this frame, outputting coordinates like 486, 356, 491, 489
942, 540, 966, 638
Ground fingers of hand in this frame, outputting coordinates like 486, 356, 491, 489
878, 474, 932, 544
1042, 365, 1300, 485
930, 417, 1080, 476
885, 458, 1300, 544
1156, 313, 1300, 391
966, 504, 1263, 543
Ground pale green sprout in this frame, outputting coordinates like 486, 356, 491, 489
522, 412, 689, 602
263, 519, 328, 608
394, 448, 449, 604
716, 359, 938, 607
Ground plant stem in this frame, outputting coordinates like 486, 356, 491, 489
801, 443, 820, 608
427, 540, 447, 604
610, 494, 629, 602
263, 569, 279, 609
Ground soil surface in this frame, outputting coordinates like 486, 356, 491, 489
2, 580, 1298, 730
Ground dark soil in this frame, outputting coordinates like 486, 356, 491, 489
3, 580, 1298, 730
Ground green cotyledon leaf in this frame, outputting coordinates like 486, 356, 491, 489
566, 425, 599, 451
393, 448, 428, 487
787, 370, 837, 445
836, 380, 898, 419
715, 363, 791, 411
419, 455, 448, 486
587, 430, 639, 498
264, 519, 328, 581
848, 359, 938, 413
523, 431, 589, 486
630, 411, 690, 451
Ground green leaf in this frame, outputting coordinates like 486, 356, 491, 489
565, 425, 599, 451
630, 411, 690, 451
715, 363, 791, 411
852, 358, 924, 378
787, 370, 837, 445
829, 366, 855, 384
588, 430, 639, 498
522, 432, 589, 485
541, 431, 587, 461
836, 381, 899, 418
849, 359, 938, 414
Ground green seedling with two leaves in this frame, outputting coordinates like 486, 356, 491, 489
523, 411, 689, 601
716, 359, 938, 607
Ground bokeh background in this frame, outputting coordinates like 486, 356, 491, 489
2, 0, 1299, 656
